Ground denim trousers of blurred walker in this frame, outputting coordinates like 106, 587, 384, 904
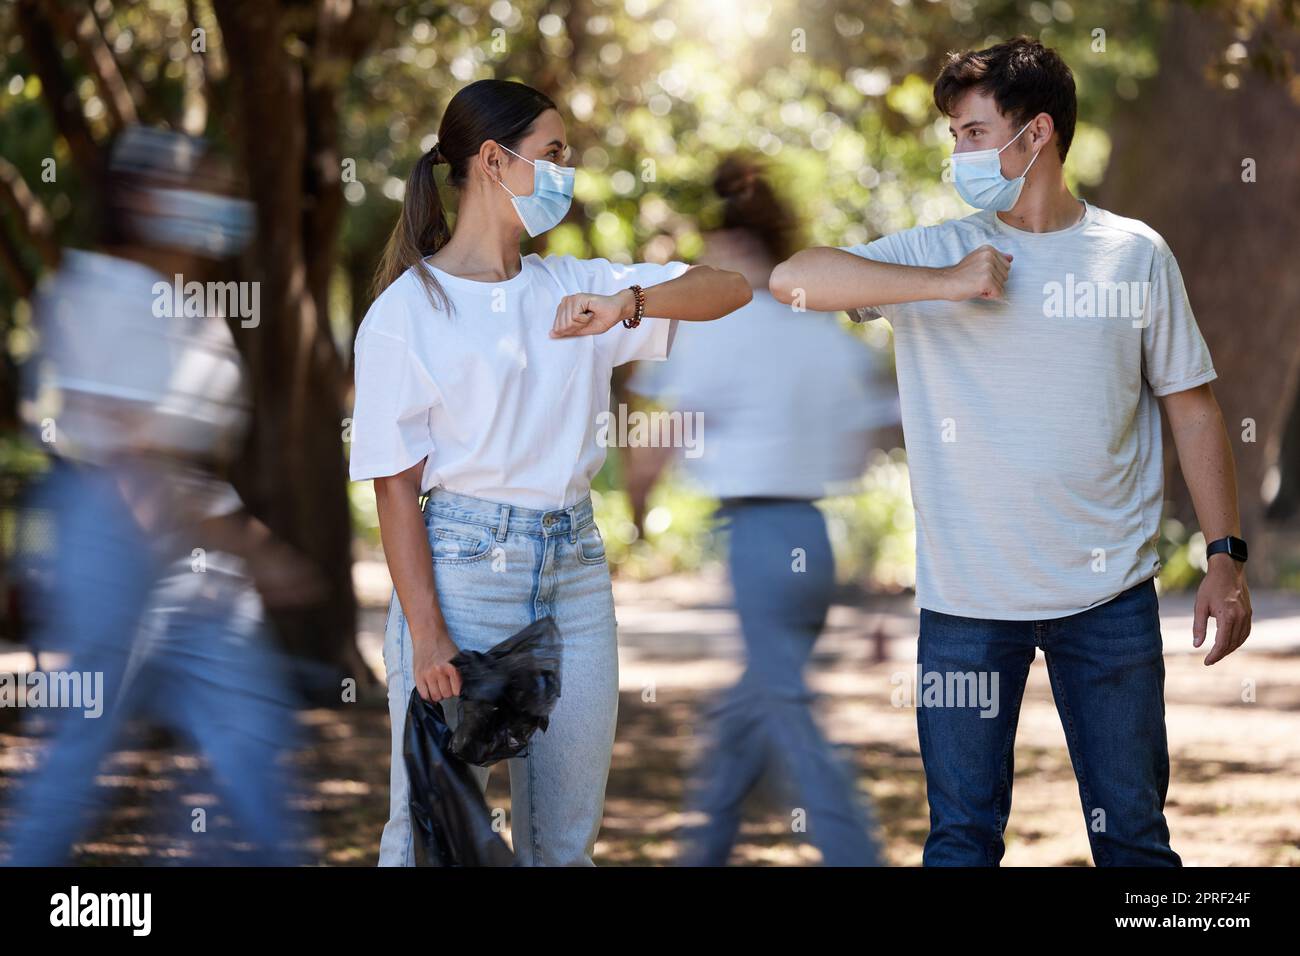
379, 488, 619, 867
679, 497, 880, 866
3, 459, 306, 865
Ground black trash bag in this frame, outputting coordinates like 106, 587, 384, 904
448, 615, 563, 766
402, 616, 562, 866
403, 692, 515, 867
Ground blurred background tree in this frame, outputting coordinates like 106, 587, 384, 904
1, 0, 1297, 674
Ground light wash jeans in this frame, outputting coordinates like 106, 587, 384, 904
379, 488, 619, 867
3, 460, 306, 865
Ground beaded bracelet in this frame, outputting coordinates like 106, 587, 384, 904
622, 284, 645, 329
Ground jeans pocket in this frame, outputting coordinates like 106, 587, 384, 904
576, 523, 607, 565
429, 524, 495, 564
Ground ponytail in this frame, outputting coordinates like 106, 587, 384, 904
372, 149, 453, 310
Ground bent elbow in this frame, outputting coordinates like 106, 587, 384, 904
731, 272, 754, 310
697, 266, 751, 318
769, 259, 798, 304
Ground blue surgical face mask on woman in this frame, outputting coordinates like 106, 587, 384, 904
950, 120, 1042, 211
497, 143, 575, 237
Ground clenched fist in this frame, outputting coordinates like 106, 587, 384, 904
551, 289, 635, 338
942, 244, 1013, 301
412, 635, 463, 702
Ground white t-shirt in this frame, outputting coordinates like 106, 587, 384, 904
630, 290, 899, 499
348, 253, 689, 509
27, 248, 248, 520
841, 201, 1216, 620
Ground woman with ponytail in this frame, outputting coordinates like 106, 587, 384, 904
350, 79, 751, 866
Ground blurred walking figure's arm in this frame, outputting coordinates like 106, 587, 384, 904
374, 459, 462, 702
623, 442, 677, 538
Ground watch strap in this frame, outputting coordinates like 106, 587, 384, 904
1205, 535, 1248, 563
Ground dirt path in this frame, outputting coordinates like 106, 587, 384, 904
351, 565, 1300, 866
3, 565, 1297, 865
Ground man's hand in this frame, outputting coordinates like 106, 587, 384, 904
550, 289, 634, 338
1193, 554, 1252, 665
941, 245, 1013, 301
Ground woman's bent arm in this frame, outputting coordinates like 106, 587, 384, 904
374, 459, 463, 701
638, 264, 752, 322
550, 265, 751, 338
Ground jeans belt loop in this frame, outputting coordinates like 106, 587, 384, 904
495, 504, 511, 542
568, 505, 578, 544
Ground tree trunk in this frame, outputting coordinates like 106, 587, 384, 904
213, 0, 366, 698
1096, 3, 1300, 581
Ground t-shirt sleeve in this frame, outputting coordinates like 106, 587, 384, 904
1140, 244, 1217, 397
348, 329, 441, 481
576, 258, 692, 366
837, 227, 928, 324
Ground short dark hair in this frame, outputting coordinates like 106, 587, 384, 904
933, 37, 1077, 162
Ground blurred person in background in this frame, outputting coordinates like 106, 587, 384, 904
627, 155, 899, 866
1, 126, 318, 866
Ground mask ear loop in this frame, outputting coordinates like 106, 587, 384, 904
1018, 142, 1043, 180
996, 120, 1033, 155
495, 142, 534, 199
999, 120, 1043, 180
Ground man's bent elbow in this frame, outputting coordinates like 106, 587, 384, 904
769, 258, 800, 305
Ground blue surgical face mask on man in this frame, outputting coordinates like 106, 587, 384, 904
950, 120, 1042, 211
497, 143, 575, 237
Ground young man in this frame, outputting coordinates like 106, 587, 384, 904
770, 37, 1252, 866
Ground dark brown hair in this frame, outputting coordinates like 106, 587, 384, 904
712, 153, 798, 265
372, 79, 557, 309
933, 36, 1077, 162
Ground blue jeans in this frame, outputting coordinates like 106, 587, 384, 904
916, 577, 1179, 866
679, 498, 879, 866
380, 488, 619, 866
3, 461, 306, 865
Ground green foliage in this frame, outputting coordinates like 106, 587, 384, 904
819, 449, 917, 591
1156, 517, 1208, 592
335, 0, 1168, 283
592, 448, 917, 589
592, 482, 722, 579
5, 0, 1235, 595
349, 476, 381, 549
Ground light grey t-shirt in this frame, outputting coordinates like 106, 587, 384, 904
841, 200, 1216, 620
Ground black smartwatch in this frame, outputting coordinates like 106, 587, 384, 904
1205, 535, 1248, 563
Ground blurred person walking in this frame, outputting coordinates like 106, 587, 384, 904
350, 80, 751, 866
2, 127, 316, 866
628, 156, 898, 866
